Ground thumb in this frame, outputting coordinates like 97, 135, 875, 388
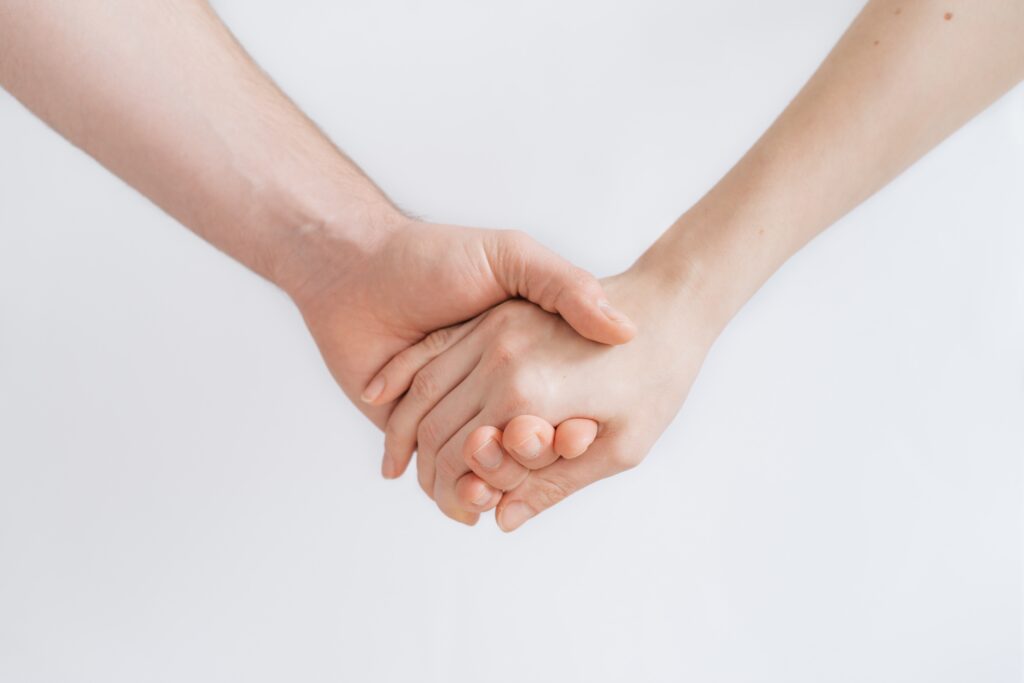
486, 230, 636, 345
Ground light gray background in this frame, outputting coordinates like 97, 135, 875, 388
1, 1, 1021, 681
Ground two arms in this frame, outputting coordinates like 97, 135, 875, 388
3, 0, 1022, 530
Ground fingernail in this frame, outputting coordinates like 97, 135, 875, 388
381, 454, 396, 479
514, 435, 543, 460
473, 486, 493, 506
499, 502, 535, 532
361, 375, 385, 403
472, 439, 504, 470
598, 299, 628, 324
453, 510, 478, 526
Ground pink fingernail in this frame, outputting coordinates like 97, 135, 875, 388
499, 502, 535, 532
598, 299, 628, 323
514, 435, 543, 460
472, 439, 503, 470
361, 376, 385, 403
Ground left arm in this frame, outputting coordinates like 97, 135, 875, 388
370, 0, 1024, 528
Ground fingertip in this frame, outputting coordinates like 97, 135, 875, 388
496, 500, 536, 532
559, 291, 636, 346
463, 426, 504, 465
444, 502, 480, 526
381, 454, 396, 479
361, 374, 387, 404
595, 300, 637, 344
382, 448, 414, 478
456, 473, 501, 511
554, 418, 599, 459
503, 415, 555, 462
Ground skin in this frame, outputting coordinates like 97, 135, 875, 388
367, 0, 1024, 530
0, 0, 638, 515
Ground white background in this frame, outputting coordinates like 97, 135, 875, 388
1, 1, 1021, 681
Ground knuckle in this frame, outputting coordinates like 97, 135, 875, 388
409, 368, 439, 402
530, 474, 576, 509
482, 304, 514, 330
434, 450, 463, 480
502, 378, 531, 412
421, 326, 451, 353
486, 340, 517, 369
499, 369, 546, 415
416, 418, 442, 454
498, 396, 531, 419
481, 300, 532, 332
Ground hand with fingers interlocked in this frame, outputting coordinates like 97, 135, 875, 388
363, 265, 719, 529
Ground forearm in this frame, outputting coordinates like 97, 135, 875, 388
639, 0, 1024, 330
0, 0, 398, 291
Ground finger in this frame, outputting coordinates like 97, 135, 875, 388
553, 418, 599, 459
495, 437, 628, 532
425, 427, 482, 526
485, 230, 636, 346
416, 447, 435, 501
461, 425, 530, 492
432, 412, 497, 523
410, 381, 482, 521
500, 415, 560, 470
455, 472, 502, 513
361, 316, 484, 406
381, 333, 485, 479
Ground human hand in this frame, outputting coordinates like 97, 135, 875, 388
449, 414, 600, 513
365, 260, 724, 527
280, 216, 636, 448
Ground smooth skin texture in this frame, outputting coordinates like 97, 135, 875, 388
0, 0, 636, 495
370, 0, 1024, 530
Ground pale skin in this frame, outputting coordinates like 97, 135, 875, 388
366, 0, 1024, 530
0, 0, 638, 480
4, 1, 1023, 532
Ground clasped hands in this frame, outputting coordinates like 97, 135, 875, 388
286, 214, 719, 531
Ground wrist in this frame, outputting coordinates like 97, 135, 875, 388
260, 185, 408, 305
624, 222, 741, 341
628, 177, 803, 339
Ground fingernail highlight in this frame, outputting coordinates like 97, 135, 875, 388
472, 439, 503, 470
499, 502, 534, 532
473, 486, 493, 506
361, 375, 385, 403
514, 435, 543, 460
598, 299, 628, 324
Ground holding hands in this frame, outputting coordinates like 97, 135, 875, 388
364, 253, 722, 529
5, 1, 1021, 531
